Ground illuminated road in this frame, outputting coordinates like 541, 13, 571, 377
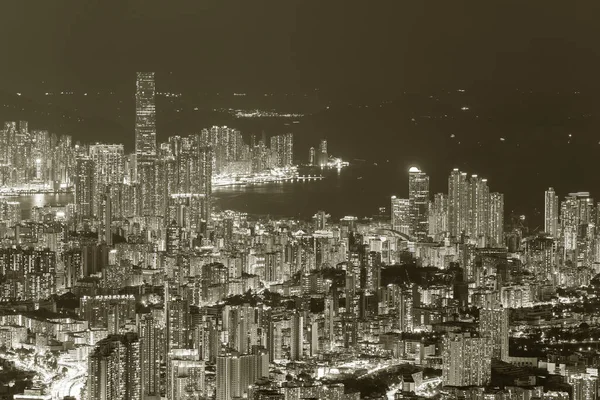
52, 361, 86, 400
0, 352, 86, 400
415, 377, 442, 398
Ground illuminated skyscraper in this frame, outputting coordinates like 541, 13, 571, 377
139, 314, 163, 398
74, 157, 95, 220
89, 144, 125, 185
89, 144, 124, 216
489, 192, 504, 247
479, 307, 509, 361
135, 72, 157, 156
269, 133, 294, 167
398, 285, 414, 332
442, 332, 492, 387
560, 192, 590, 251
0, 122, 13, 166
290, 313, 304, 361
318, 139, 328, 167
468, 175, 490, 243
137, 156, 157, 217
391, 196, 410, 236
31, 129, 50, 183
167, 349, 205, 400
87, 333, 142, 400
313, 210, 329, 231
309, 147, 315, 166
545, 187, 559, 237
167, 297, 190, 351
408, 167, 429, 240
428, 193, 448, 239
101, 188, 113, 245
569, 373, 598, 400
448, 169, 469, 238
216, 352, 269, 400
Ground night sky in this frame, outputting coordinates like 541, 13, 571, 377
1, 1, 600, 96
2, 1, 600, 225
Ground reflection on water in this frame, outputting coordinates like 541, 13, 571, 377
213, 166, 396, 219
2, 193, 74, 219
5, 166, 397, 221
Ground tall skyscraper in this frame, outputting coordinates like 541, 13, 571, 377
167, 349, 205, 400
74, 157, 95, 220
469, 175, 490, 243
87, 333, 142, 400
309, 147, 315, 166
398, 285, 414, 332
391, 196, 410, 235
89, 144, 125, 216
318, 139, 328, 167
545, 187, 559, 237
569, 373, 598, 400
167, 297, 190, 351
135, 72, 157, 156
428, 193, 448, 239
216, 352, 269, 400
488, 192, 504, 247
479, 307, 509, 361
408, 167, 429, 240
269, 133, 293, 167
290, 313, 304, 361
101, 188, 113, 245
448, 169, 469, 238
561, 193, 590, 251
442, 332, 492, 387
139, 314, 163, 399
137, 157, 157, 217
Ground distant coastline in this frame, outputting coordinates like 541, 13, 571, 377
0, 188, 73, 197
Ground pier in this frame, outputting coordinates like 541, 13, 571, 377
212, 175, 324, 187
0, 188, 73, 196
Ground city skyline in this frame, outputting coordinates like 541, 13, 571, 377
1, 2, 599, 400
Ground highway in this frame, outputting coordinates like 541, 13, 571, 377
52, 360, 86, 400
0, 352, 86, 400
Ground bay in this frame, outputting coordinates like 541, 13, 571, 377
7, 165, 398, 222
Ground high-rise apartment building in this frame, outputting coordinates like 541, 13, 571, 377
442, 332, 492, 387
469, 175, 490, 243
89, 144, 125, 217
87, 333, 142, 400
139, 314, 163, 398
74, 157, 95, 220
545, 187, 559, 237
478, 307, 509, 361
391, 196, 411, 236
429, 193, 448, 239
561, 192, 592, 252
290, 313, 304, 361
489, 193, 504, 247
448, 169, 469, 238
137, 156, 157, 217
166, 297, 190, 351
398, 285, 414, 332
269, 133, 293, 167
216, 351, 269, 400
167, 349, 205, 400
569, 373, 598, 400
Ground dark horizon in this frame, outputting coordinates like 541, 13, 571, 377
2, 1, 600, 96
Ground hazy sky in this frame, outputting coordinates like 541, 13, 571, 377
1, 1, 600, 96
